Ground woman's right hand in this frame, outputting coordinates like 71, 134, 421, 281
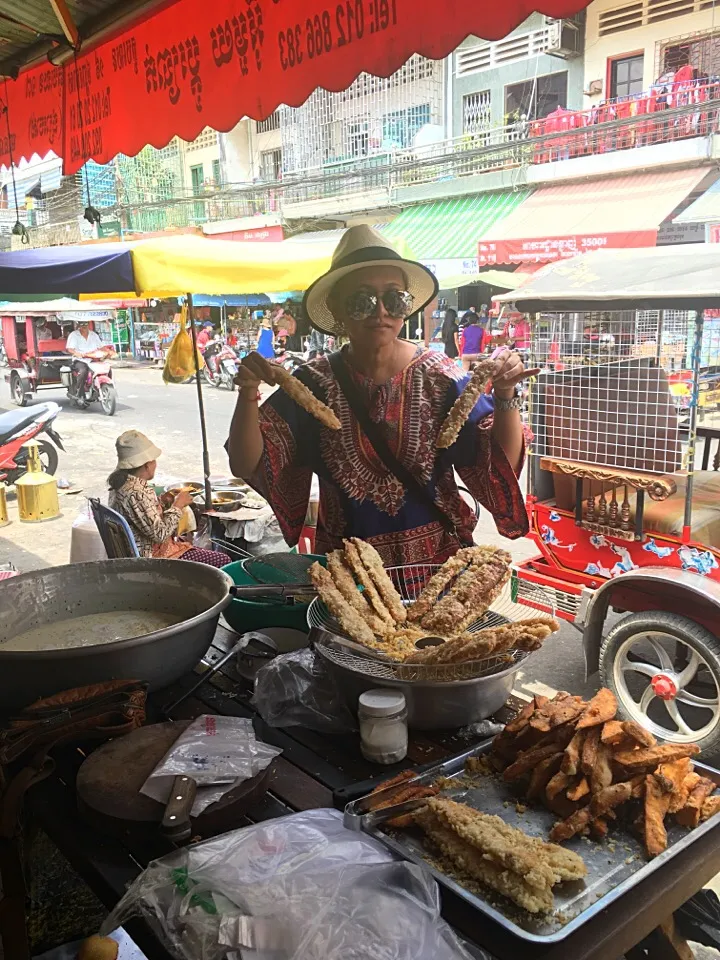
234, 351, 279, 393
173, 489, 194, 510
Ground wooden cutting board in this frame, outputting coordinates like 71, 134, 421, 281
76, 722, 273, 839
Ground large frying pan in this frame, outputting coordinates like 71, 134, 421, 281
0, 559, 233, 711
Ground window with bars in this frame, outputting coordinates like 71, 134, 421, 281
382, 104, 431, 148
212, 159, 222, 186
659, 29, 720, 76
260, 149, 282, 181
345, 122, 370, 158
463, 91, 492, 134
257, 111, 281, 133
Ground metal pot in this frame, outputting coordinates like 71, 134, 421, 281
316, 643, 524, 730
0, 559, 233, 711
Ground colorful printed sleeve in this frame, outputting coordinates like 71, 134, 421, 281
445, 374, 529, 540
252, 368, 321, 547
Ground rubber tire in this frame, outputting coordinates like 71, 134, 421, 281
100, 384, 117, 416
599, 611, 720, 763
11, 373, 28, 406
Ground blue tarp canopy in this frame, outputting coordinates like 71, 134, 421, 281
0, 244, 134, 295
185, 293, 272, 308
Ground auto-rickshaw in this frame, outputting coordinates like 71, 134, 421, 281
497, 244, 720, 760
2, 300, 117, 415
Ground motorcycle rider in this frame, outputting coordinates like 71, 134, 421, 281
66, 320, 104, 398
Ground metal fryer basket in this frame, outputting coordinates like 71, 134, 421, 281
309, 564, 555, 684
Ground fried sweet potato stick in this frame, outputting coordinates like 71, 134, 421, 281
567, 777, 590, 802
528, 754, 563, 801
645, 774, 671, 857
581, 727, 601, 776
505, 698, 538, 735
600, 720, 625, 745
621, 720, 657, 748
676, 777, 716, 828
577, 689, 618, 729
349, 538, 406, 624
614, 743, 700, 771
562, 729, 586, 776
550, 805, 593, 843
503, 743, 561, 781
590, 782, 633, 818
669, 772, 701, 814
546, 770, 575, 803
591, 742, 614, 794
436, 358, 495, 449
270, 361, 341, 430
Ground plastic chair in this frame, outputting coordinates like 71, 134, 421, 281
89, 498, 140, 559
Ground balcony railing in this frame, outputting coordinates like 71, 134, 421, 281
113, 92, 720, 227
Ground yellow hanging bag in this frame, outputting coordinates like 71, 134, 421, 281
162, 305, 204, 384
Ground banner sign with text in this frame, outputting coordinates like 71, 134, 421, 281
478, 231, 658, 265
0, 0, 590, 174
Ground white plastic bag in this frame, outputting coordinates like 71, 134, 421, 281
141, 716, 281, 816
101, 809, 474, 960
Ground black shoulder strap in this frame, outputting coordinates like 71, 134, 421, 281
328, 350, 462, 538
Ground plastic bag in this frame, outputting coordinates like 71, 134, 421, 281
101, 808, 473, 960
141, 715, 281, 816
252, 649, 357, 733
163, 306, 204, 384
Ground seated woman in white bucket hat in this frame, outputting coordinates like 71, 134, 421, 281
109, 430, 230, 567
227, 226, 535, 567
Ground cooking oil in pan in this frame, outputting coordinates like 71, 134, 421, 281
2, 610, 180, 651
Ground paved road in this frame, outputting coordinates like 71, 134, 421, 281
0, 363, 600, 700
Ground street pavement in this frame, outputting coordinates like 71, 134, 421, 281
0, 362, 596, 702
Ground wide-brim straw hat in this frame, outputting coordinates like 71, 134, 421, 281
302, 225, 439, 335
116, 430, 162, 470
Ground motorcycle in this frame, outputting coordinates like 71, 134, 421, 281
201, 341, 238, 390
65, 350, 117, 416
271, 348, 305, 373
0, 401, 64, 484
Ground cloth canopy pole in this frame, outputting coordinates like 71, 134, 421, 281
187, 293, 212, 510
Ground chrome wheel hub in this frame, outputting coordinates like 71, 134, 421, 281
612, 631, 720, 742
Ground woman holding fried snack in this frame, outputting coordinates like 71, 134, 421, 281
227, 225, 537, 566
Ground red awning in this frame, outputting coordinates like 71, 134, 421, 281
2, 0, 589, 174
477, 169, 711, 265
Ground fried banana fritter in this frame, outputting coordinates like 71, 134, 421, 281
271, 362, 341, 430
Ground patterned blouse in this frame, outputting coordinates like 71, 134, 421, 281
249, 347, 528, 567
109, 474, 182, 558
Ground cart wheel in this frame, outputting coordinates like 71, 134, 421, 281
599, 612, 720, 761
99, 384, 117, 416
10, 373, 28, 406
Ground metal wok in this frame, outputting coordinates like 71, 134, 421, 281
0, 559, 233, 711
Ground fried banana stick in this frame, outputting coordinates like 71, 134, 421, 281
343, 539, 395, 626
436, 358, 495, 449
269, 362, 341, 430
325, 550, 386, 633
309, 562, 376, 646
349, 538, 407, 624
406, 547, 478, 623
421, 553, 511, 635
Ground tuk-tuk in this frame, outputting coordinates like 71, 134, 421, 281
497, 244, 720, 760
2, 300, 117, 415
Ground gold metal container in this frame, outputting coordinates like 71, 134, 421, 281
0, 483, 8, 526
16, 440, 60, 522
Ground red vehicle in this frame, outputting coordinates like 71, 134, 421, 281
0, 401, 64, 482
496, 245, 720, 760
2, 309, 117, 415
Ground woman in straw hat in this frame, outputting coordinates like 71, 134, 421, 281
227, 226, 535, 566
108, 430, 230, 566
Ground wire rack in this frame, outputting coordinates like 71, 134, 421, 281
309, 564, 555, 683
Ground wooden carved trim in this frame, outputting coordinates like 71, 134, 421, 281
539, 458, 677, 502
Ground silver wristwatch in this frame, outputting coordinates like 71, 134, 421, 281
493, 390, 523, 412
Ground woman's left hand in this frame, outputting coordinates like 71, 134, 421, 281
491, 348, 540, 399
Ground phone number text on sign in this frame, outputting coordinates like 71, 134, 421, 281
278, 0, 398, 70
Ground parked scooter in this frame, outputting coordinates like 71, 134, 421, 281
62, 351, 117, 416
0, 401, 64, 484
201, 341, 238, 390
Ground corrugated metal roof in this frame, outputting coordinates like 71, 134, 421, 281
674, 177, 720, 225
382, 192, 531, 259
483, 170, 709, 242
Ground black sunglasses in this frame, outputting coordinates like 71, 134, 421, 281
345, 289, 415, 322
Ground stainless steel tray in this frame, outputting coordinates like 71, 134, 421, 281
343, 741, 720, 944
